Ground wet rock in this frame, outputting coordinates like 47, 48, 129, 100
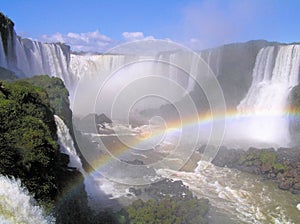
121, 159, 144, 165
129, 187, 142, 196
286, 169, 297, 178
267, 173, 276, 179
211, 147, 300, 195
211, 147, 244, 168
290, 189, 300, 194
278, 180, 292, 190
144, 179, 193, 201
292, 177, 300, 190
261, 162, 272, 173
253, 160, 262, 166
237, 165, 260, 175
294, 176, 300, 183
277, 147, 300, 163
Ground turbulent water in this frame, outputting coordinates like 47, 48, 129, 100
2, 28, 300, 223
0, 35, 7, 68
54, 115, 128, 209
0, 176, 54, 224
208, 44, 300, 148
2, 32, 300, 146
236, 45, 300, 146
1, 31, 299, 145
70, 122, 300, 223
75, 122, 300, 223
55, 115, 85, 172
157, 161, 300, 224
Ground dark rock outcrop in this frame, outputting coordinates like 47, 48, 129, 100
0, 12, 14, 55
76, 113, 112, 133
212, 147, 300, 194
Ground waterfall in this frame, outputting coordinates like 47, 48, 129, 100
237, 45, 300, 145
54, 115, 84, 173
54, 114, 104, 208
0, 175, 54, 224
15, 39, 74, 90
0, 31, 76, 94
1, 30, 199, 103
186, 53, 199, 93
0, 35, 7, 68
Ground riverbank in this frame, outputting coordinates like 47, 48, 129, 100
211, 146, 300, 194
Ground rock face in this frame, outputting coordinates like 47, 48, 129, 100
127, 178, 194, 200
0, 12, 284, 108
0, 77, 91, 223
144, 179, 193, 201
200, 40, 280, 108
0, 12, 75, 93
76, 113, 112, 133
0, 12, 14, 62
289, 84, 300, 145
212, 147, 300, 194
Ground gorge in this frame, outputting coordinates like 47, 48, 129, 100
1, 11, 300, 224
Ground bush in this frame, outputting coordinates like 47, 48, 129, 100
121, 196, 209, 224
0, 80, 64, 202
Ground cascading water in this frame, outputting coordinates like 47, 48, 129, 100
55, 115, 95, 203
2, 13, 300, 224
54, 115, 125, 209
14, 38, 74, 90
0, 35, 7, 68
54, 115, 85, 172
1, 30, 205, 107
157, 161, 300, 224
0, 30, 76, 95
0, 175, 54, 224
235, 45, 300, 146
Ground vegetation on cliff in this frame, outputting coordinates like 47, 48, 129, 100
0, 12, 14, 55
23, 75, 72, 128
119, 197, 209, 224
212, 147, 300, 194
0, 80, 64, 202
0, 78, 92, 223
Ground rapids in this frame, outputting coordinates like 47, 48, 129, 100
0, 176, 54, 224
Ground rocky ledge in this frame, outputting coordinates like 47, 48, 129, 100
129, 178, 193, 200
211, 146, 300, 194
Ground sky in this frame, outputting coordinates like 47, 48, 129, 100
1, 0, 300, 52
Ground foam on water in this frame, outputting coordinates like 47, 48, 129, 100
0, 176, 54, 224
157, 161, 300, 224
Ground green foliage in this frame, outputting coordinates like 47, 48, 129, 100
0, 80, 66, 202
238, 151, 287, 173
23, 75, 90, 171
0, 78, 96, 223
23, 75, 72, 128
260, 151, 276, 164
121, 197, 209, 224
273, 163, 287, 173
0, 12, 14, 54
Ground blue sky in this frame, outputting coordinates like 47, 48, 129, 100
1, 0, 300, 52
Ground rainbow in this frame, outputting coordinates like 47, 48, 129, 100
58, 106, 300, 204
85, 106, 300, 172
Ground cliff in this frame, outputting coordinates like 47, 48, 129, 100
0, 12, 14, 56
0, 11, 286, 108
0, 77, 92, 223
201, 40, 280, 107
0, 79, 68, 201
